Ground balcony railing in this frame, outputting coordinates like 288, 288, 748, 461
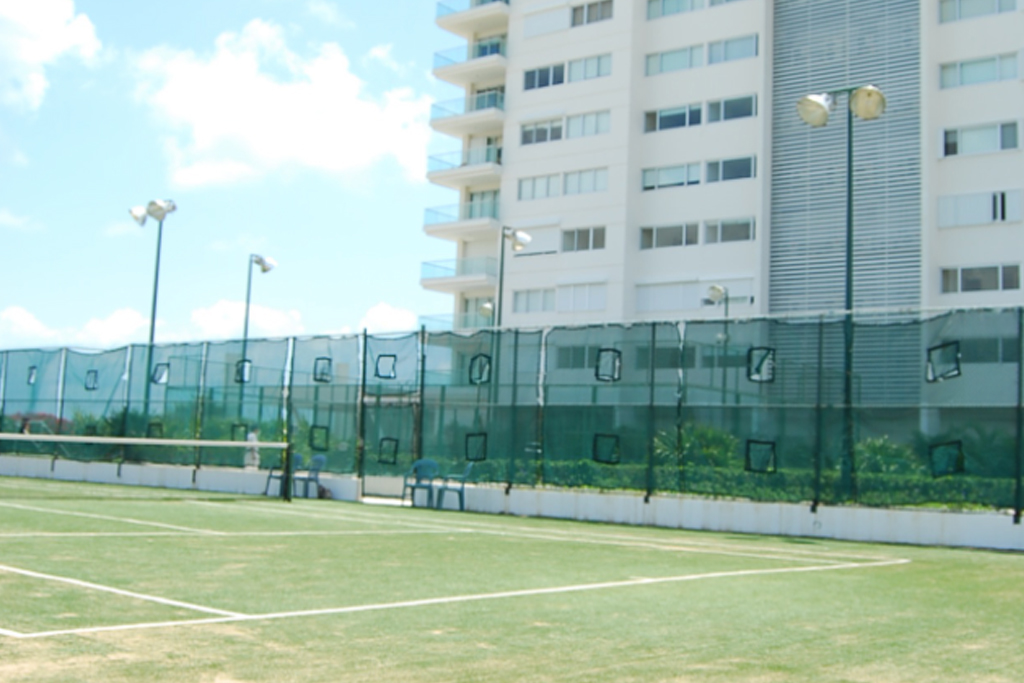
428, 146, 502, 173
421, 257, 498, 280
424, 201, 499, 225
418, 312, 494, 331
437, 0, 509, 19
431, 91, 504, 121
433, 38, 507, 69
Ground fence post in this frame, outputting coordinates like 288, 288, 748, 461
415, 325, 426, 462
812, 315, 825, 512
281, 336, 296, 502
55, 348, 68, 435
356, 329, 368, 488
192, 341, 210, 479
506, 329, 519, 494
1015, 308, 1022, 524
645, 323, 657, 503
0, 351, 7, 445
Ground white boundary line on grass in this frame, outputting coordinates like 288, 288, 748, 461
0, 626, 24, 637
0, 501, 223, 535
4, 558, 910, 640
0, 529, 460, 539
0, 562, 245, 618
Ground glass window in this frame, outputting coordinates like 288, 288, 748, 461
524, 70, 537, 90
941, 268, 959, 293
1001, 122, 1018, 150
721, 219, 754, 242
706, 161, 720, 182
656, 225, 684, 247
721, 156, 754, 180
961, 266, 999, 291
642, 169, 658, 190
568, 59, 585, 81
659, 107, 688, 129
593, 227, 605, 249
641, 227, 654, 249
960, 125, 999, 154
553, 64, 565, 84
944, 130, 959, 156
1003, 265, 1021, 290
722, 95, 755, 119
960, 57, 999, 85
685, 223, 699, 244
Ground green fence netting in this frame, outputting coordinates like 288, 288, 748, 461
1, 308, 1021, 518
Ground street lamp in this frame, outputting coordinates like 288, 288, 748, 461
129, 199, 177, 420
494, 227, 531, 327
797, 84, 886, 498
707, 284, 730, 406
239, 254, 277, 386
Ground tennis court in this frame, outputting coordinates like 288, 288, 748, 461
1, 476, 1022, 682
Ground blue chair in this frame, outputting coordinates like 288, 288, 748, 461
293, 454, 327, 498
436, 462, 474, 511
402, 459, 439, 507
265, 453, 303, 496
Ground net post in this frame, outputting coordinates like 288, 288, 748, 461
505, 329, 519, 495
1015, 307, 1023, 525
356, 329, 369, 489
812, 315, 824, 513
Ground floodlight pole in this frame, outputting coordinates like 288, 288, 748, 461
496, 228, 509, 328
142, 217, 165, 419
238, 256, 256, 420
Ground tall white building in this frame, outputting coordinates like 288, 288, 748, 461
421, 0, 1024, 330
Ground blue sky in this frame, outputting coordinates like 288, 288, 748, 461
0, 0, 466, 350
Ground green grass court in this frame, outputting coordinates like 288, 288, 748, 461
0, 476, 1022, 682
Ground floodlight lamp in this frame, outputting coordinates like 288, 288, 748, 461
505, 229, 532, 252
849, 85, 886, 121
479, 301, 494, 317
252, 254, 277, 273
796, 93, 834, 128
146, 199, 176, 222
707, 284, 728, 304
129, 205, 148, 226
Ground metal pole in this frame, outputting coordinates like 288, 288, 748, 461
812, 315, 825, 512
143, 217, 164, 419
496, 229, 507, 328
1015, 307, 1023, 524
356, 329, 369, 493
720, 295, 729, 406
239, 256, 254, 419
506, 328, 520, 494
843, 99, 857, 501
645, 322, 657, 503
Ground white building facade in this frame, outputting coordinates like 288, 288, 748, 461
421, 0, 1024, 329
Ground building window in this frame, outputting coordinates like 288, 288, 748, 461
564, 168, 609, 195
644, 104, 701, 132
940, 53, 1018, 88
709, 0, 747, 4
706, 156, 756, 182
557, 283, 607, 312
555, 345, 603, 370
943, 122, 1018, 156
567, 54, 612, 81
640, 224, 698, 249
566, 110, 611, 138
572, 0, 613, 26
707, 35, 758, 64
522, 119, 563, 145
636, 282, 701, 312
952, 336, 1022, 364
940, 0, 1017, 23
524, 63, 565, 90
518, 174, 562, 200
642, 163, 701, 190
563, 227, 606, 252
941, 264, 1021, 292
647, 0, 704, 19
938, 190, 1023, 227
467, 190, 498, 219
705, 218, 755, 243
645, 45, 703, 76
707, 95, 756, 122
513, 288, 555, 313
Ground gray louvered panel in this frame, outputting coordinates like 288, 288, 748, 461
770, 0, 922, 316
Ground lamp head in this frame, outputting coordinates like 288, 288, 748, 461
504, 228, 532, 252
796, 93, 834, 128
252, 254, 277, 273
129, 206, 148, 226
849, 85, 886, 121
145, 199, 176, 222
479, 301, 494, 318
707, 284, 728, 304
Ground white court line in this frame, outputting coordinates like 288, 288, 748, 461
0, 529, 454, 539
6, 557, 910, 639
0, 501, 223, 535
234, 501, 850, 566
0, 626, 25, 637
0, 562, 245, 619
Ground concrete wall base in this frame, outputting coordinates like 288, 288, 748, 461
2, 455, 1020, 551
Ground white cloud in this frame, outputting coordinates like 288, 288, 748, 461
190, 299, 305, 340
0, 306, 148, 349
306, 0, 354, 28
11, 150, 28, 166
358, 302, 417, 334
0, 208, 32, 231
363, 43, 405, 75
0, 0, 100, 110
133, 20, 432, 188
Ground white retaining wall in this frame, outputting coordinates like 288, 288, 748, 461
2, 454, 1021, 551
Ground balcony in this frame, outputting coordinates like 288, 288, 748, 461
420, 257, 498, 293
419, 312, 495, 331
433, 39, 507, 88
423, 201, 500, 241
430, 91, 505, 137
436, 0, 510, 39
427, 146, 502, 189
